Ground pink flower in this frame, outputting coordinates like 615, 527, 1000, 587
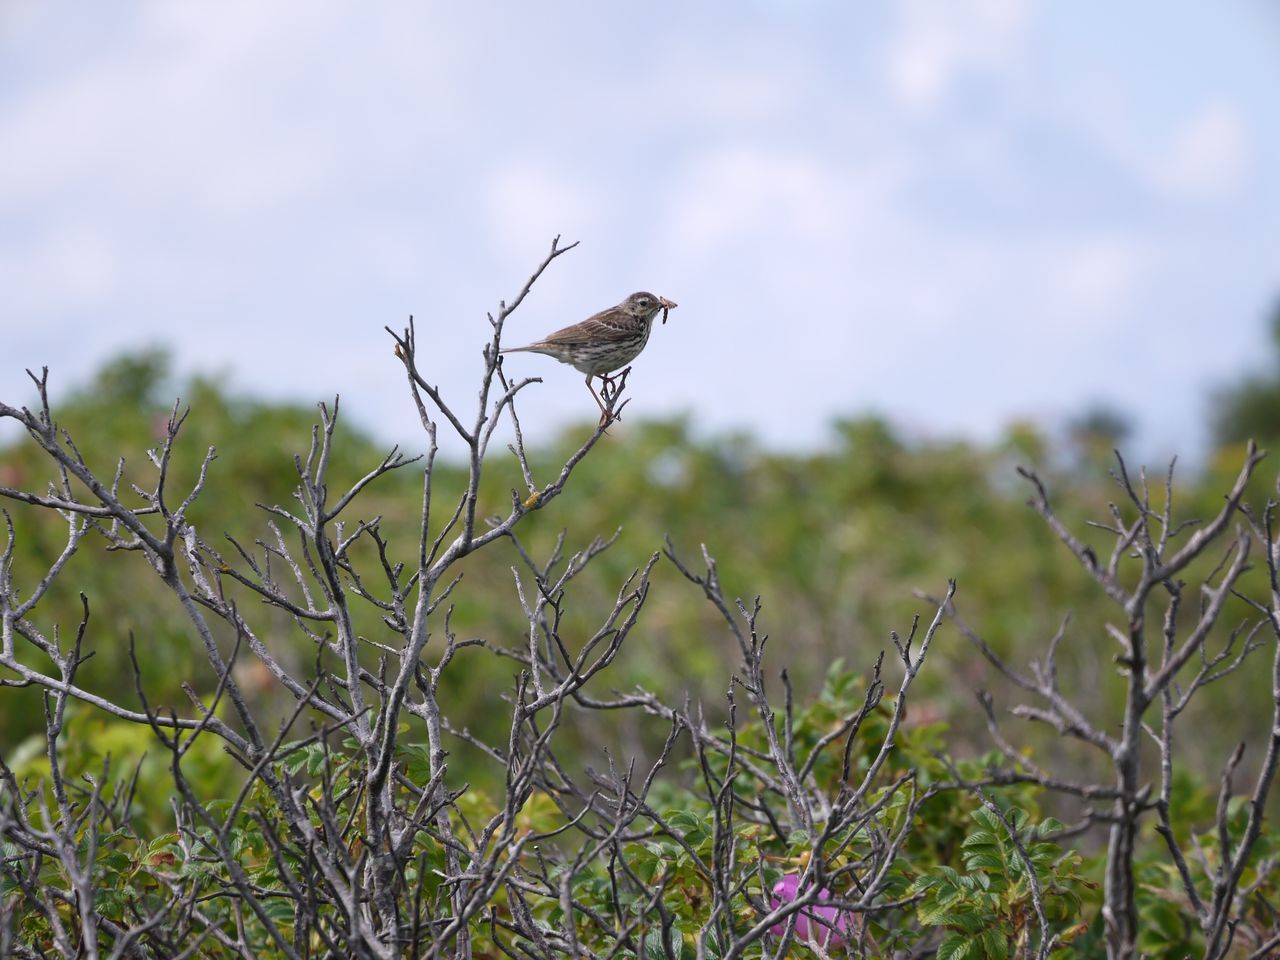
768, 873, 856, 948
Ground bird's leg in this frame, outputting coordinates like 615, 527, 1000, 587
599, 368, 629, 400
596, 368, 632, 426
596, 366, 632, 427
585, 374, 611, 426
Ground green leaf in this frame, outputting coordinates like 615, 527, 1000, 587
665, 810, 704, 834
937, 934, 976, 960
147, 832, 180, 851
263, 897, 295, 922
918, 900, 962, 927
964, 850, 1007, 872
97, 850, 133, 875
306, 743, 327, 777
972, 807, 1001, 832
981, 927, 1010, 959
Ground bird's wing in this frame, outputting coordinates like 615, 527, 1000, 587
533, 316, 612, 347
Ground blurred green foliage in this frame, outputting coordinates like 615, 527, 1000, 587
3, 660, 1096, 956
0, 349, 1274, 791
1212, 301, 1280, 448
5, 349, 1280, 953
14, 657, 1280, 956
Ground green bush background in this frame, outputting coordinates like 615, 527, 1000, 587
1, 348, 1272, 789
5, 343, 1280, 954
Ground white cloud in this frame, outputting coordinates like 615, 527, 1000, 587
883, 0, 1031, 112
664, 146, 902, 263
1150, 103, 1250, 200
0, 1, 1275, 462
1062, 93, 1253, 207
484, 164, 603, 265
0, 2, 461, 221
0, 224, 119, 311
668, 149, 836, 255
1048, 233, 1153, 321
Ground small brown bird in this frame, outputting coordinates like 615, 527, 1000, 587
501, 291, 677, 423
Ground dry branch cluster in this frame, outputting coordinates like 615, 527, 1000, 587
940, 452, 1280, 959
0, 241, 1278, 960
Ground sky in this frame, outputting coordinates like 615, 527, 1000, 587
2, 1, 1278, 461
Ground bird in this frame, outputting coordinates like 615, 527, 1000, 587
500, 291, 677, 424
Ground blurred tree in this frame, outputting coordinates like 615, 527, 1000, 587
0, 349, 421, 744
1068, 404, 1132, 466
1212, 300, 1280, 446
0, 350, 1265, 795
80, 347, 173, 408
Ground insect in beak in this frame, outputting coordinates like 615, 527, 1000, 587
659, 297, 677, 324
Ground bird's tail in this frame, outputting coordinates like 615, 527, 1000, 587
499, 344, 536, 354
